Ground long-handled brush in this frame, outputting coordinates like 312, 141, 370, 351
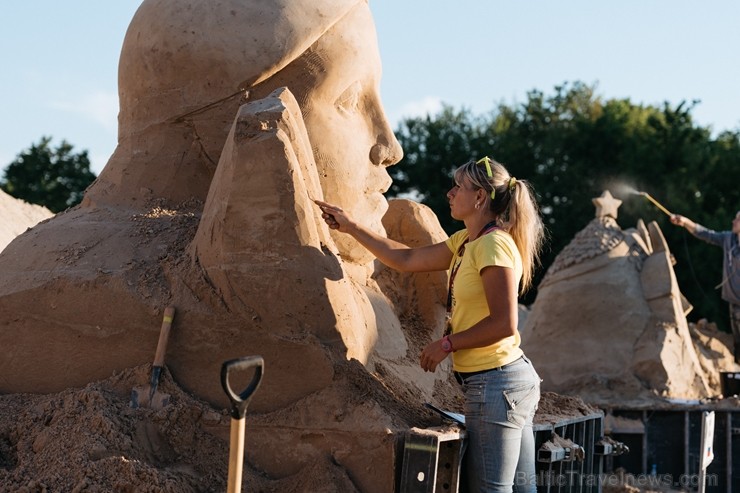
637, 191, 673, 217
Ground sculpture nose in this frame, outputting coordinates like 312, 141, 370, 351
370, 138, 403, 167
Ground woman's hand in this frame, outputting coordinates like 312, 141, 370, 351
419, 339, 450, 372
314, 199, 454, 273
314, 199, 355, 233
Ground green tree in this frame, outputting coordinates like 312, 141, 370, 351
389, 105, 490, 227
1, 136, 96, 213
388, 82, 740, 326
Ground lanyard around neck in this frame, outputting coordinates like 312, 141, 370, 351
446, 221, 499, 314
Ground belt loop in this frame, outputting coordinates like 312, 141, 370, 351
454, 372, 464, 385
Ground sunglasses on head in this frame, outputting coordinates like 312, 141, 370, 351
476, 156, 496, 200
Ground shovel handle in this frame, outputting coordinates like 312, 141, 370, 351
152, 306, 176, 367
221, 356, 264, 420
222, 356, 264, 493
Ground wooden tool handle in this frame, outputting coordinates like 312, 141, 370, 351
226, 417, 246, 493
152, 306, 176, 367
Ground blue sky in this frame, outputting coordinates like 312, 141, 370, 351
2, 1, 739, 175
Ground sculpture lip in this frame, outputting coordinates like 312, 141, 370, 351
369, 170, 393, 195
368, 190, 389, 209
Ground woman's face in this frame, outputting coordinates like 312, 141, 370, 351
447, 176, 481, 221
253, 4, 403, 264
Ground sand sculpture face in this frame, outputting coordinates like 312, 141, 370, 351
108, 0, 401, 264
254, 6, 403, 261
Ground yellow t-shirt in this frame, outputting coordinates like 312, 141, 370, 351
445, 228, 523, 372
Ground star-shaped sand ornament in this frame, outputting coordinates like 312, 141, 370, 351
592, 190, 622, 219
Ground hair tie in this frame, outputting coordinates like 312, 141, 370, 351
508, 176, 517, 191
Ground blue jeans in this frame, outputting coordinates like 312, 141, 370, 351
731, 304, 740, 364
460, 355, 541, 493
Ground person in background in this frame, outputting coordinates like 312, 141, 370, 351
671, 211, 740, 364
317, 156, 545, 493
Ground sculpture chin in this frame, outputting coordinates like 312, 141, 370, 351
331, 192, 389, 267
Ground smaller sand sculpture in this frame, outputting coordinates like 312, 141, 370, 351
0, 189, 53, 253
521, 191, 732, 405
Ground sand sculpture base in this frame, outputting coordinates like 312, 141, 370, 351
0, 88, 458, 491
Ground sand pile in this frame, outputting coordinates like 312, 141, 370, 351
0, 189, 53, 253
689, 318, 738, 394
0, 360, 443, 493
1, 364, 595, 492
534, 392, 601, 426
0, 76, 458, 489
0, 365, 232, 493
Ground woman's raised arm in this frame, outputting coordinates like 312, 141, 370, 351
315, 200, 452, 272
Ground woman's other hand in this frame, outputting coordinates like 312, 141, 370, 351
419, 339, 450, 372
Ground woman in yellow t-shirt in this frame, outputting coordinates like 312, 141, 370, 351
316, 156, 544, 493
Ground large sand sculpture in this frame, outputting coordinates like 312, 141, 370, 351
522, 191, 735, 405
0, 1, 453, 490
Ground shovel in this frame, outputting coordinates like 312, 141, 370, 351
131, 306, 176, 409
221, 355, 264, 493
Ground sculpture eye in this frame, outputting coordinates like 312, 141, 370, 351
336, 81, 362, 115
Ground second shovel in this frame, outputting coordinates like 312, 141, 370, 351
131, 306, 176, 409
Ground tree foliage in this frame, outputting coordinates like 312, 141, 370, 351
1, 136, 96, 213
388, 82, 740, 328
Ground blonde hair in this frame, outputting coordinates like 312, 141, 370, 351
454, 158, 545, 294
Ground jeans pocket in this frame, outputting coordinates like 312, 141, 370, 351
502, 383, 539, 428
463, 379, 486, 418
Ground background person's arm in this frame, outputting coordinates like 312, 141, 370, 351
670, 214, 698, 233
671, 214, 726, 246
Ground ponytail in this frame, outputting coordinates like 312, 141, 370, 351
504, 179, 544, 293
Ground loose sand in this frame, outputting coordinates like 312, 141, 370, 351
0, 366, 600, 492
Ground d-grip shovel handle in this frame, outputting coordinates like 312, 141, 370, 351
221, 356, 264, 420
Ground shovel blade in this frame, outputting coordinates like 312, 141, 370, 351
149, 390, 171, 410
130, 385, 171, 410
